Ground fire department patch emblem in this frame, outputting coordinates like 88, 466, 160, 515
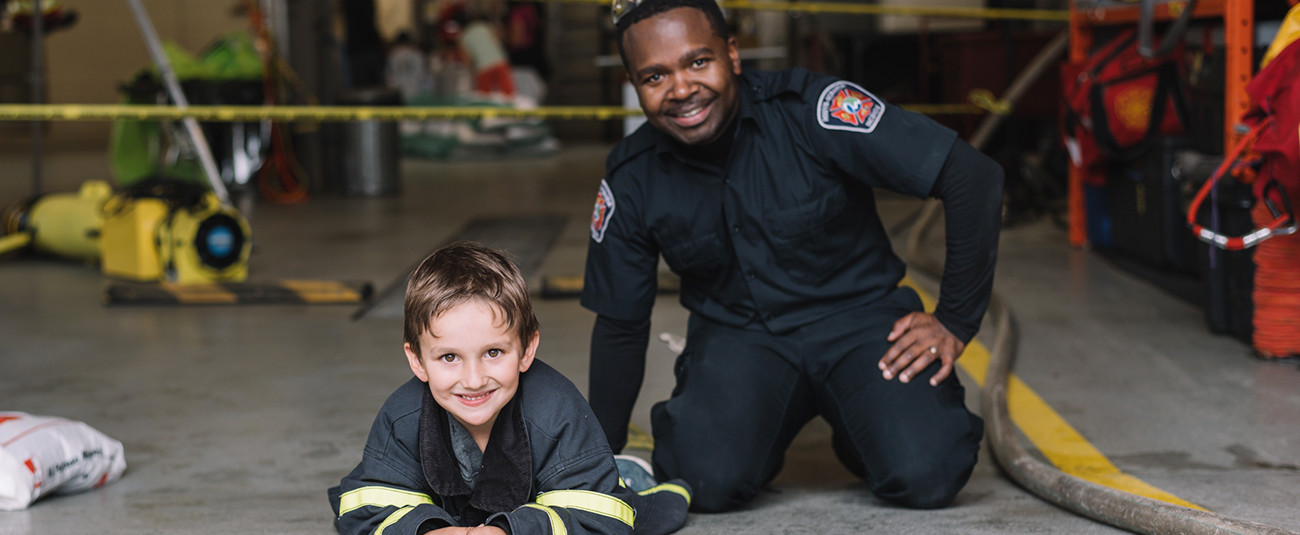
816, 81, 885, 134
591, 179, 616, 243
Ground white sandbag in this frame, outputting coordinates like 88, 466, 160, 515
0, 412, 127, 510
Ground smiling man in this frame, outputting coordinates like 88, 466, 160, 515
583, 0, 1006, 514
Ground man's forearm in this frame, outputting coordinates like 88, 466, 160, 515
933, 140, 1004, 343
588, 314, 652, 452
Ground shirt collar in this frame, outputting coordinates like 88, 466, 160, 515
447, 417, 483, 488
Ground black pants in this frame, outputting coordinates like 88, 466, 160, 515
649, 287, 983, 513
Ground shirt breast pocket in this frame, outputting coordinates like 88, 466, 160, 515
656, 227, 727, 280
764, 191, 862, 285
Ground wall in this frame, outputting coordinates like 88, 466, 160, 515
32, 0, 249, 147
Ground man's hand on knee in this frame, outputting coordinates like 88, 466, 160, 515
879, 312, 965, 386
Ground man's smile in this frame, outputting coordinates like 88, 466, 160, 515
666, 98, 712, 128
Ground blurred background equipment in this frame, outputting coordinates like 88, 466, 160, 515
100, 177, 251, 283
1, 177, 252, 284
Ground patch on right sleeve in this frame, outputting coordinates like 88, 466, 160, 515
591, 179, 616, 243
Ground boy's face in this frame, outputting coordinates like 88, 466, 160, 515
622, 7, 741, 146
404, 299, 538, 445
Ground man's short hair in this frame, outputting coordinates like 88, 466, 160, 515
616, 0, 729, 67
403, 241, 539, 355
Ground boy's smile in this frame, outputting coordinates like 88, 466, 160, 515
404, 298, 539, 451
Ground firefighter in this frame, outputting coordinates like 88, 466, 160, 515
583, 0, 1004, 513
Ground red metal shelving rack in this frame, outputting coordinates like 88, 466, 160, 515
1065, 0, 1254, 247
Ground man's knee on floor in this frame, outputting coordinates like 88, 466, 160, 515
872, 456, 975, 509
686, 479, 754, 513
667, 461, 759, 513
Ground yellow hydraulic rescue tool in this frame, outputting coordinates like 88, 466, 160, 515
1, 178, 252, 284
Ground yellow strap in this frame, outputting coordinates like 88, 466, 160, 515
338, 486, 435, 516
637, 482, 692, 505
374, 506, 415, 535
535, 490, 635, 527
522, 503, 568, 535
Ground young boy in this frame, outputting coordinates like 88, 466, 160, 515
329, 241, 690, 535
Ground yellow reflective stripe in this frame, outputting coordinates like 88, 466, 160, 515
638, 482, 692, 505
374, 506, 414, 535
522, 503, 568, 535
338, 486, 435, 516
535, 490, 635, 527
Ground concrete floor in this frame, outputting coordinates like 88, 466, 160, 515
1, 145, 1297, 534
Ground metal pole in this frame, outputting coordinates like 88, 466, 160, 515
124, 0, 231, 205
30, 0, 43, 196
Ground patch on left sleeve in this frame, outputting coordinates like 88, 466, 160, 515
590, 179, 616, 243
816, 81, 885, 134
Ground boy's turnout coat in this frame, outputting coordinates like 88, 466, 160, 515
329, 360, 690, 535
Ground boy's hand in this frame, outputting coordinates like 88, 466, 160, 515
423, 525, 508, 535
424, 528, 470, 535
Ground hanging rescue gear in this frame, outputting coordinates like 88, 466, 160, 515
1186, 34, 1300, 250
1061, 28, 1191, 179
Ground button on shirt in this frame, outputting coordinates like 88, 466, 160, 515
582, 68, 957, 334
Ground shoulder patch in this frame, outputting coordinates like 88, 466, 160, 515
816, 81, 885, 134
591, 179, 616, 243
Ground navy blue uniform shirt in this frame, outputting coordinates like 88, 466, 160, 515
583, 68, 958, 334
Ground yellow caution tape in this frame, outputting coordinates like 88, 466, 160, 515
547, 0, 1069, 21
967, 88, 1012, 115
0, 104, 642, 122
0, 103, 987, 122
722, 0, 1069, 21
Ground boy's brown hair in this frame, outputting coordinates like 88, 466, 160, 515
403, 241, 539, 356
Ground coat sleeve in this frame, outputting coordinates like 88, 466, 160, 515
484, 363, 692, 535
332, 454, 458, 535
330, 388, 459, 535
485, 443, 638, 535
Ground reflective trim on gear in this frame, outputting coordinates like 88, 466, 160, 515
639, 482, 692, 504
522, 503, 568, 535
374, 506, 415, 535
535, 489, 635, 527
338, 486, 435, 516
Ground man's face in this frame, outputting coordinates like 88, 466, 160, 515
403, 299, 538, 447
622, 7, 741, 146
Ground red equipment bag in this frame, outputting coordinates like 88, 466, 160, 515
1061, 29, 1190, 182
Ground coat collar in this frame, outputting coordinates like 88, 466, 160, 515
418, 384, 532, 513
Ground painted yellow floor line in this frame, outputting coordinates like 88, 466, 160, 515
903, 277, 1203, 510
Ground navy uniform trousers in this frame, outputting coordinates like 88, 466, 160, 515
649, 286, 984, 513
